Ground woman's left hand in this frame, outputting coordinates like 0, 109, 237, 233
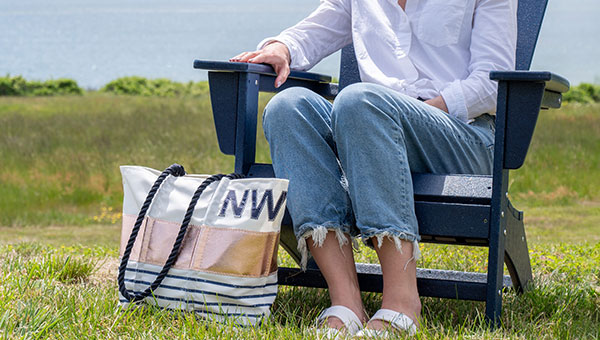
425, 96, 449, 113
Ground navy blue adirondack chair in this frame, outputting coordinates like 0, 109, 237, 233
194, 0, 570, 326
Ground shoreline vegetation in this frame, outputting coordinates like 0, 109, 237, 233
1, 75, 209, 98
0, 75, 599, 338
1, 74, 600, 104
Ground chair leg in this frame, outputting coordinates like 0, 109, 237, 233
485, 195, 509, 328
485, 240, 505, 328
504, 201, 533, 293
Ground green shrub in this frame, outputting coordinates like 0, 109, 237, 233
100, 76, 209, 97
1, 75, 208, 98
563, 83, 600, 104
36, 79, 83, 96
0, 75, 83, 96
0, 75, 28, 96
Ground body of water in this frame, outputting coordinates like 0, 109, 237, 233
0, 0, 598, 89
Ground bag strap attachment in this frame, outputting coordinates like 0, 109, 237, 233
118, 164, 244, 302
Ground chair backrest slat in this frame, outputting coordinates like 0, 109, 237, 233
515, 0, 549, 70
338, 0, 549, 89
339, 44, 360, 89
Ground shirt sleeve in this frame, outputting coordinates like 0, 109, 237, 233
440, 0, 518, 121
256, 0, 353, 71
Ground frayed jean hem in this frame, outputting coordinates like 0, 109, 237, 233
296, 223, 354, 271
361, 229, 421, 265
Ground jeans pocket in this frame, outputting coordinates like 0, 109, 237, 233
417, 0, 467, 47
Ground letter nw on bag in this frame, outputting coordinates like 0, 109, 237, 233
218, 189, 287, 221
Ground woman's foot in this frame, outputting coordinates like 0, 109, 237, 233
368, 237, 421, 331
316, 305, 366, 337
357, 309, 418, 337
365, 300, 421, 331
321, 304, 368, 330
307, 231, 370, 329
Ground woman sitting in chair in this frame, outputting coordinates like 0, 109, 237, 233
232, 0, 516, 336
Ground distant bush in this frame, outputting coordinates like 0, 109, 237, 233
563, 83, 600, 104
0, 75, 83, 96
100, 76, 208, 97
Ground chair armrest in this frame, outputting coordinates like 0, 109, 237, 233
194, 59, 332, 82
490, 71, 569, 93
194, 60, 338, 98
491, 70, 570, 170
490, 71, 570, 109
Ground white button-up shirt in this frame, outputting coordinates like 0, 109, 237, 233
258, 0, 518, 122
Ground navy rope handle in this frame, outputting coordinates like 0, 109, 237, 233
118, 164, 244, 302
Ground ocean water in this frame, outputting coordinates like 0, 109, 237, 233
0, 0, 598, 89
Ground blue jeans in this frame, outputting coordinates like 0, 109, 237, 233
263, 83, 495, 268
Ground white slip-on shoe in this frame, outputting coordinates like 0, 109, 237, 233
354, 309, 417, 338
314, 305, 364, 339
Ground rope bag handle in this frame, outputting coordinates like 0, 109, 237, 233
117, 163, 244, 302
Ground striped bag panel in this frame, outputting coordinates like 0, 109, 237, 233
119, 262, 278, 326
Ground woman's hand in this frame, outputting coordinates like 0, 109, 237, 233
230, 41, 291, 88
424, 96, 449, 113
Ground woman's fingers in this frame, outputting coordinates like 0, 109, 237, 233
239, 51, 260, 62
230, 42, 291, 88
274, 64, 290, 88
229, 52, 245, 62
248, 54, 290, 88
230, 51, 259, 62
246, 53, 267, 64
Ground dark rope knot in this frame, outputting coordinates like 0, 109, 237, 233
167, 163, 186, 177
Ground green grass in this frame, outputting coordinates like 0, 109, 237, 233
0, 242, 598, 339
0, 95, 599, 339
510, 103, 600, 206
0, 224, 121, 249
524, 204, 600, 244
0, 95, 599, 229
0, 93, 236, 226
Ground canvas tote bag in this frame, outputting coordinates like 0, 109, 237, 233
117, 164, 288, 326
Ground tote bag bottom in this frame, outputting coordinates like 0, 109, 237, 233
118, 261, 278, 326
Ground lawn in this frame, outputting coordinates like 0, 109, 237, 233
0, 94, 598, 339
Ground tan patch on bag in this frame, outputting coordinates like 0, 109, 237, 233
120, 215, 279, 277
120, 214, 147, 261
142, 218, 202, 270
193, 227, 279, 277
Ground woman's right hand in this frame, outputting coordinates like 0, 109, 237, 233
230, 41, 291, 88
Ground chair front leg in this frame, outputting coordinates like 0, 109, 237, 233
233, 72, 260, 174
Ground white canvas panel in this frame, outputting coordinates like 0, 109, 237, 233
121, 166, 288, 232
